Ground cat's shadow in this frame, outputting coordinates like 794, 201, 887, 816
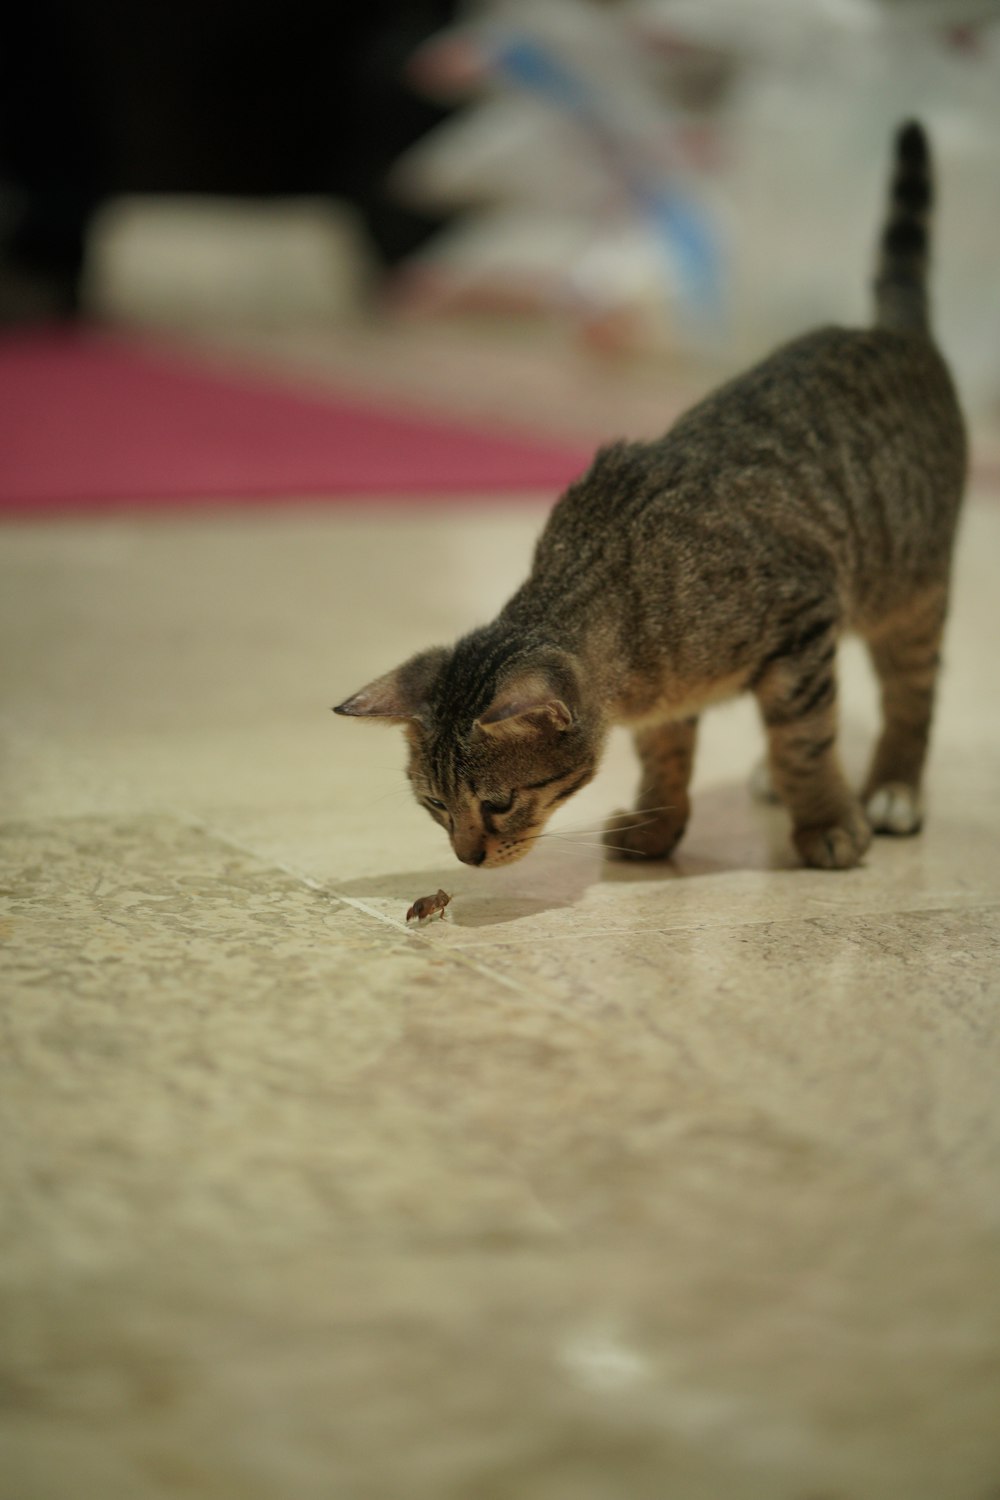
334, 782, 794, 928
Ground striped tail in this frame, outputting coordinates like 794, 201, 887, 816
874, 121, 933, 335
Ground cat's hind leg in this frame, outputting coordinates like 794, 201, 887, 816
862, 589, 947, 835
603, 716, 698, 860
754, 624, 872, 870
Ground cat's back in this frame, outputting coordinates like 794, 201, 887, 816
550, 324, 964, 538
526, 322, 965, 628
669, 324, 962, 489
665, 324, 967, 589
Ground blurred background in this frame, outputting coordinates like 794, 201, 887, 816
2, 0, 999, 437
4, 12, 1000, 1498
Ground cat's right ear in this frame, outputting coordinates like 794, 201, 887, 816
332, 647, 449, 725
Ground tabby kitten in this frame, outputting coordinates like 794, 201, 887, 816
336, 122, 965, 872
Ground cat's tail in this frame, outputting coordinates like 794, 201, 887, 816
874, 120, 933, 335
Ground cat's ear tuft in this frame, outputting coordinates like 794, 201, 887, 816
333, 647, 449, 724
475, 671, 575, 738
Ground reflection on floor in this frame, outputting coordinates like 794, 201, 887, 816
2, 489, 999, 1500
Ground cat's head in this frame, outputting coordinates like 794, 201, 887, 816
334, 631, 602, 868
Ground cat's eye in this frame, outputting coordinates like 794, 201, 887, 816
426, 797, 446, 811
481, 793, 515, 817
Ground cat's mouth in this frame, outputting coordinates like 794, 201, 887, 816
471, 837, 535, 869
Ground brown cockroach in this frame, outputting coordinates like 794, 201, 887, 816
405, 889, 452, 923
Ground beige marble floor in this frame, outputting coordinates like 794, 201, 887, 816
2, 483, 1000, 1500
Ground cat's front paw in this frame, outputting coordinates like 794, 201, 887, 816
793, 808, 872, 870
602, 805, 688, 861
865, 782, 923, 835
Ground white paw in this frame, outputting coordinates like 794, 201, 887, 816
749, 757, 780, 804
866, 783, 923, 835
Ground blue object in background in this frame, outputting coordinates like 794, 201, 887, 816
490, 31, 724, 323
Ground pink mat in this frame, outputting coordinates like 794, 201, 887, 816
0, 329, 589, 516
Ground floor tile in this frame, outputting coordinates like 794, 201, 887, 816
2, 470, 999, 1499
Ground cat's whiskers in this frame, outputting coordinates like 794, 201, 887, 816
537, 808, 676, 839
514, 815, 666, 852
530, 834, 659, 857
502, 807, 679, 859
373, 786, 418, 806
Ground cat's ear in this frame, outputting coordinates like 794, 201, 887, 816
333, 647, 449, 724
475, 671, 574, 738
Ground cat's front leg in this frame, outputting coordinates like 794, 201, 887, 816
754, 639, 872, 870
603, 717, 698, 860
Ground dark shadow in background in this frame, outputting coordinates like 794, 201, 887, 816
0, 0, 458, 320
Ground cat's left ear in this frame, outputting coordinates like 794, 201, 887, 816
475, 671, 575, 738
333, 647, 449, 724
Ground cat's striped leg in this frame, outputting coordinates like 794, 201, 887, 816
755, 634, 872, 870
862, 590, 947, 835
603, 716, 698, 860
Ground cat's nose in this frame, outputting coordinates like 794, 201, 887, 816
453, 820, 489, 866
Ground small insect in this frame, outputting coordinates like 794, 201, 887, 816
406, 889, 452, 923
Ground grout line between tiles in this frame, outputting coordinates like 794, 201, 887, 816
156, 811, 998, 1026
309, 890, 603, 1031
176, 811, 602, 1032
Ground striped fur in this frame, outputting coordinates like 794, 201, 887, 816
335, 122, 965, 872
875, 120, 932, 334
